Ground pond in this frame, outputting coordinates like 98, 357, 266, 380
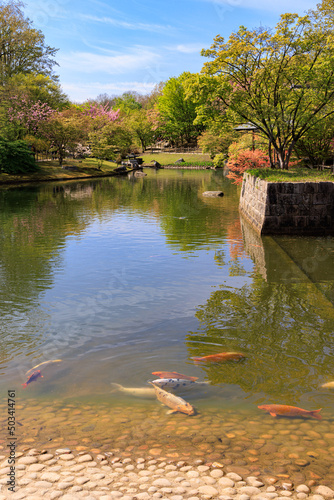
1, 168, 334, 487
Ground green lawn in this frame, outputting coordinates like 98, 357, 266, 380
0, 153, 215, 185
139, 152, 211, 165
248, 167, 334, 182
0, 158, 118, 184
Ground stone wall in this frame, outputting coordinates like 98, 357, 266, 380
239, 173, 334, 234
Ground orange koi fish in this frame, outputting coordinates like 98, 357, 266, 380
22, 370, 43, 388
192, 352, 245, 363
258, 404, 322, 420
149, 383, 195, 415
152, 371, 198, 381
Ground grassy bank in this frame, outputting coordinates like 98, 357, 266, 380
0, 153, 213, 185
248, 167, 334, 182
0, 158, 119, 185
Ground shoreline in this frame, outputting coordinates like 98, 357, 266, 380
1, 447, 333, 500
0, 164, 219, 187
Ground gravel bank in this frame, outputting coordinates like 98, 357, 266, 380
1, 449, 334, 500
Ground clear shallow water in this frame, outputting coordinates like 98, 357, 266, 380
1, 169, 334, 485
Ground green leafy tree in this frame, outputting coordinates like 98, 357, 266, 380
0, 0, 59, 85
89, 122, 132, 167
40, 112, 86, 166
0, 138, 36, 173
199, 5, 334, 169
124, 109, 155, 152
198, 129, 238, 158
157, 72, 203, 146
8, 73, 69, 110
113, 91, 142, 114
293, 119, 334, 170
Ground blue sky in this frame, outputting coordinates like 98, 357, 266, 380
23, 0, 318, 103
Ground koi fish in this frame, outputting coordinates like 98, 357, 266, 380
110, 383, 155, 398
321, 381, 334, 389
149, 382, 195, 415
192, 352, 245, 363
26, 359, 62, 375
22, 370, 43, 388
152, 371, 198, 381
258, 404, 322, 420
151, 378, 208, 390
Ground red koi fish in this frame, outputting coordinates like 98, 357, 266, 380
152, 371, 198, 381
258, 404, 322, 420
22, 370, 43, 388
192, 352, 245, 363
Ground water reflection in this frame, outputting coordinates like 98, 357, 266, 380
188, 215, 334, 408
1, 171, 334, 486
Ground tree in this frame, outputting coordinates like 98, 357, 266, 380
7, 94, 54, 139
197, 129, 238, 158
8, 73, 69, 110
40, 112, 86, 166
124, 109, 155, 152
89, 122, 132, 167
293, 118, 334, 169
0, 1, 59, 85
113, 91, 142, 114
157, 72, 203, 146
200, 6, 334, 169
226, 149, 270, 184
0, 138, 36, 173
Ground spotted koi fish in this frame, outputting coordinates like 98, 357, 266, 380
258, 404, 322, 420
152, 371, 198, 381
151, 378, 209, 390
149, 383, 195, 415
22, 370, 43, 388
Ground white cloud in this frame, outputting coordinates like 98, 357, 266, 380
203, 0, 316, 13
61, 81, 157, 102
166, 43, 204, 54
58, 47, 160, 75
79, 14, 173, 33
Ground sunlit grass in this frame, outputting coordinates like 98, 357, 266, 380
140, 152, 211, 165
248, 167, 334, 182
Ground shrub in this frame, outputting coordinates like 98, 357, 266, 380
213, 153, 227, 168
227, 148, 270, 184
0, 139, 37, 174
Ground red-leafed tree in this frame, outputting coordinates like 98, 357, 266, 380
227, 149, 270, 184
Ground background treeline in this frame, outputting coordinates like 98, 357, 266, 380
1, 0, 334, 179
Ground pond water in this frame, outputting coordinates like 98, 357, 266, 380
1, 169, 334, 486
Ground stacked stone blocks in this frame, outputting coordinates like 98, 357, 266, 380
239, 173, 334, 234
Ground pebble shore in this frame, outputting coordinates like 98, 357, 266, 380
1, 449, 334, 500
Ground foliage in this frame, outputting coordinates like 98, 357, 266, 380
198, 129, 238, 158
89, 122, 132, 167
293, 119, 334, 169
227, 149, 270, 184
124, 109, 156, 152
6, 73, 69, 110
7, 94, 54, 139
0, 0, 59, 85
212, 153, 226, 168
0, 138, 37, 173
40, 112, 86, 166
113, 91, 142, 114
200, 5, 334, 169
157, 72, 203, 146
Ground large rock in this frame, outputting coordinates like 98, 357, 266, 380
202, 191, 224, 197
